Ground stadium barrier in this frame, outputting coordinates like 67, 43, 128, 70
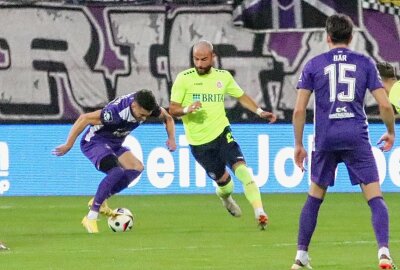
0, 123, 399, 196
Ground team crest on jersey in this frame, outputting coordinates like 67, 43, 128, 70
216, 81, 223, 89
103, 110, 113, 122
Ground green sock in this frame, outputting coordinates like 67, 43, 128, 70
234, 164, 263, 209
216, 178, 234, 199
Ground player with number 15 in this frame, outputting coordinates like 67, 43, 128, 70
291, 14, 395, 269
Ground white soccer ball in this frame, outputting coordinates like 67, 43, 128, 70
107, 208, 134, 232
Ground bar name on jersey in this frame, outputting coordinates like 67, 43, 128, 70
333, 54, 347, 61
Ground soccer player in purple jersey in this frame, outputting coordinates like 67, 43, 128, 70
291, 14, 396, 269
53, 90, 176, 233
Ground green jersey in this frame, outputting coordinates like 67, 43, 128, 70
171, 67, 244, 145
389, 81, 400, 113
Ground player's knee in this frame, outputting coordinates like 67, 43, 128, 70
99, 155, 120, 173
207, 168, 226, 184
215, 175, 232, 187
135, 162, 144, 172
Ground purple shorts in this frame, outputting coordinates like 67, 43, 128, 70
80, 139, 129, 171
311, 147, 379, 187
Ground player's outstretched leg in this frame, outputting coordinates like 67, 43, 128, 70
234, 164, 268, 229
0, 242, 9, 251
216, 177, 242, 217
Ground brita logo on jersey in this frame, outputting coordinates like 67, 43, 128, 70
192, 93, 224, 102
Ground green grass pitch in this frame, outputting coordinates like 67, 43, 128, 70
0, 193, 399, 270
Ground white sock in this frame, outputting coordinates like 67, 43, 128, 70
224, 195, 233, 202
296, 250, 309, 264
378, 247, 391, 260
254, 208, 266, 218
87, 210, 99, 220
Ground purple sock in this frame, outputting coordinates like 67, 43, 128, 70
92, 167, 125, 212
110, 169, 141, 195
368, 197, 389, 248
297, 195, 323, 251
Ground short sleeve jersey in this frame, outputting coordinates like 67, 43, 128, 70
297, 48, 383, 151
171, 67, 244, 145
81, 93, 161, 145
389, 81, 400, 113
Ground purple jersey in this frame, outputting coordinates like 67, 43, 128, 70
297, 47, 383, 151
81, 93, 161, 146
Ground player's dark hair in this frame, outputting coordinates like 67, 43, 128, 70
134, 89, 157, 111
377, 61, 396, 79
326, 14, 353, 44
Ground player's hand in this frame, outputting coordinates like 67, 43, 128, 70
187, 101, 202, 113
52, 144, 72, 156
294, 145, 307, 172
166, 138, 177, 152
377, 133, 395, 152
259, 111, 277, 123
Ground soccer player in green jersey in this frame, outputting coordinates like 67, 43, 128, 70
377, 61, 400, 113
169, 40, 277, 230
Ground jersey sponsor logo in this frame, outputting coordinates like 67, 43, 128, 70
329, 106, 355, 119
194, 82, 203, 86
103, 110, 113, 122
193, 94, 201, 102
336, 106, 347, 113
201, 93, 224, 102
191, 93, 225, 102
216, 81, 223, 89
112, 129, 130, 137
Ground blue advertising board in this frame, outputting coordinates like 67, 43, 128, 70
0, 124, 399, 196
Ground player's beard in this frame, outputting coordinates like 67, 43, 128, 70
195, 65, 212, 75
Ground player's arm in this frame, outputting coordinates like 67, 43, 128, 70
169, 72, 202, 117
169, 101, 202, 117
292, 89, 312, 171
158, 107, 177, 152
237, 94, 277, 123
371, 88, 395, 152
52, 110, 102, 156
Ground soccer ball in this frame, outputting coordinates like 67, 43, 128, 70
107, 208, 134, 232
